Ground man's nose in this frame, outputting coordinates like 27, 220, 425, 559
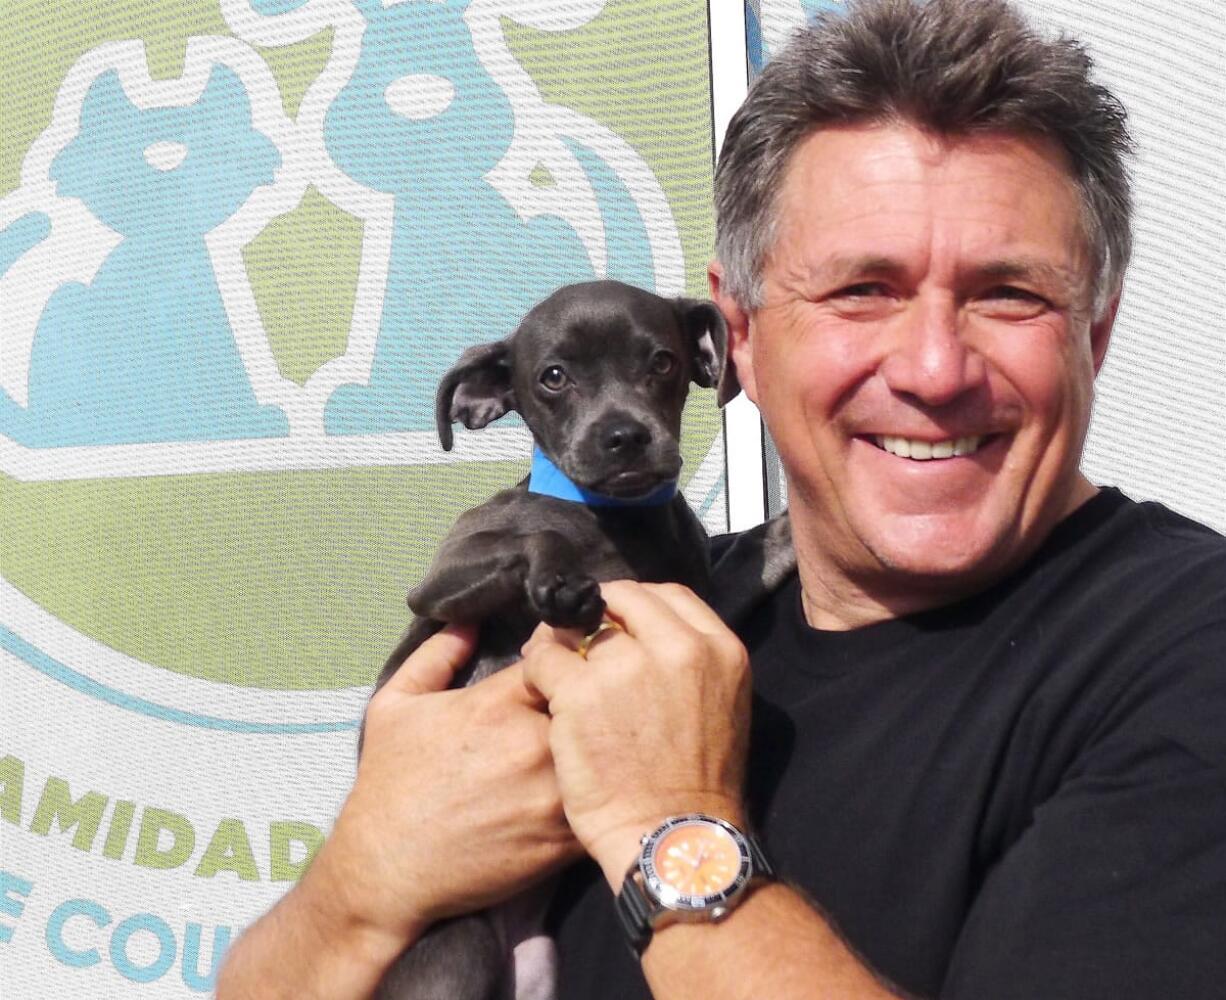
878, 295, 987, 406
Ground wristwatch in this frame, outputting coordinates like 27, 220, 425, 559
615, 813, 775, 956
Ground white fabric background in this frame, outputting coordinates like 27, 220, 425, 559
1017, 0, 1224, 532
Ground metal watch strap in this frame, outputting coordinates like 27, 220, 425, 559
615, 833, 775, 956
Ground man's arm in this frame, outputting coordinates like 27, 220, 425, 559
640, 883, 904, 1000
521, 581, 904, 1000
217, 625, 582, 999
214, 839, 417, 999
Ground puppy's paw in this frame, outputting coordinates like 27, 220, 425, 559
528, 571, 605, 631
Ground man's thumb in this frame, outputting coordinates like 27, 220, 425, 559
380, 623, 477, 696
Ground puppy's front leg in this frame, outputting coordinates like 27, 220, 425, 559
409, 529, 537, 623
521, 529, 606, 633
410, 528, 604, 634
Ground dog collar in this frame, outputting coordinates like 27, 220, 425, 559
528, 447, 677, 507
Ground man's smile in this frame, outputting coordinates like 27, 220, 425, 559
869, 434, 988, 460
850, 432, 1009, 504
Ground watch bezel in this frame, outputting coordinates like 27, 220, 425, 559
638, 814, 754, 914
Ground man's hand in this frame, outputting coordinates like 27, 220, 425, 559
519, 588, 904, 1000
520, 581, 752, 886
217, 624, 582, 999
330, 624, 584, 939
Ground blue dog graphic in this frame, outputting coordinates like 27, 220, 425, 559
321, 0, 657, 435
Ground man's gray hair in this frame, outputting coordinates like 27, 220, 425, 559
715, 0, 1134, 317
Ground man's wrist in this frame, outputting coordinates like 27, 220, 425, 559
294, 862, 414, 968
217, 856, 416, 1000
587, 796, 749, 890
290, 820, 426, 976
592, 822, 660, 890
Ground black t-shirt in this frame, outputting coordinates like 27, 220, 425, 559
548, 488, 1226, 998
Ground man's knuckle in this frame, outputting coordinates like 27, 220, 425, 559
672, 631, 707, 665
657, 581, 694, 600
708, 631, 748, 668
469, 692, 509, 730
608, 578, 651, 601
502, 740, 541, 776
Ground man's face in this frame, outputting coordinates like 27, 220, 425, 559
714, 123, 1117, 615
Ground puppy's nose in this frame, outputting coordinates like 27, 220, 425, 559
603, 420, 652, 454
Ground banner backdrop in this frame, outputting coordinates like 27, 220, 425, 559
0, 1, 723, 994
3, 1, 1222, 996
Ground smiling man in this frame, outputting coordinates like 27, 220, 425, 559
217, 3, 1225, 999
717, 122, 1114, 624
541, 2, 1226, 997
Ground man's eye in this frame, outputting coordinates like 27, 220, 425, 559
539, 366, 569, 390
985, 286, 1046, 304
836, 282, 889, 298
650, 351, 676, 376
980, 286, 1051, 316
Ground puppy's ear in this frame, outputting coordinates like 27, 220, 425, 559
675, 298, 739, 405
435, 340, 515, 450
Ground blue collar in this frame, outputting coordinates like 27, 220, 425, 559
528, 447, 677, 507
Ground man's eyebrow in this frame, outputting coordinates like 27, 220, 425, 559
813, 254, 909, 284
971, 257, 1078, 289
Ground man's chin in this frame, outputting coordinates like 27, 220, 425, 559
856, 512, 1015, 588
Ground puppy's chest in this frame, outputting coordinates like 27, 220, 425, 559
457, 499, 709, 684
551, 503, 709, 590
592, 526, 709, 592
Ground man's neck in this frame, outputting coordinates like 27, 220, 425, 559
795, 549, 936, 631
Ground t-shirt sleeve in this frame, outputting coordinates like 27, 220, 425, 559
941, 624, 1226, 1000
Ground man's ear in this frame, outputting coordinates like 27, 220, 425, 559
707, 262, 753, 405
1090, 291, 1121, 376
435, 339, 515, 450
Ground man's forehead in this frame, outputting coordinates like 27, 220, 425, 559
767, 122, 1092, 291
776, 122, 1084, 221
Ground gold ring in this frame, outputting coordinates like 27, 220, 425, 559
577, 620, 622, 660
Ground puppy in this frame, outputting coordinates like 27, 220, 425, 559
366, 279, 737, 999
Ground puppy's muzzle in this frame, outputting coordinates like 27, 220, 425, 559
602, 418, 652, 457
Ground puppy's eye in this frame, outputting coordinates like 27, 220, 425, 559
650, 351, 676, 376
539, 365, 569, 391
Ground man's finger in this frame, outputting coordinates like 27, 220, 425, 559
599, 580, 730, 644
521, 642, 582, 709
638, 581, 734, 636
381, 623, 477, 696
522, 621, 585, 657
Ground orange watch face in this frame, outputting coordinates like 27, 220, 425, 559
654, 822, 741, 896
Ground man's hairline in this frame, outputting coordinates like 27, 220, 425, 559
723, 116, 1117, 320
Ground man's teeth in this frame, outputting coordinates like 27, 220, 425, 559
874, 435, 983, 460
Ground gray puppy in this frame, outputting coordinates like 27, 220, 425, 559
365, 280, 739, 999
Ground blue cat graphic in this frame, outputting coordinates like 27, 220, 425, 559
321, 0, 655, 435
0, 65, 289, 447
